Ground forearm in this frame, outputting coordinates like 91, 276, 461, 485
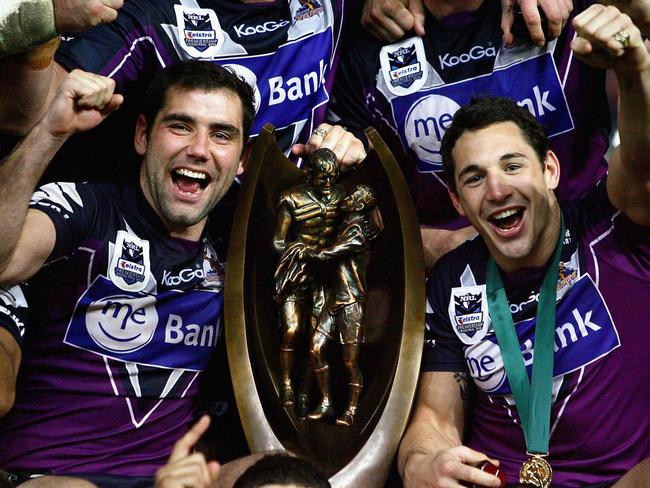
0, 51, 63, 134
0, 122, 67, 272
398, 372, 467, 478
616, 53, 650, 177
398, 412, 462, 477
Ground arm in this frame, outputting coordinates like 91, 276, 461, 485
0, 0, 123, 133
398, 372, 502, 488
612, 457, 650, 488
421, 226, 478, 271
0, 69, 122, 284
571, 4, 650, 225
0, 283, 27, 417
0, 328, 21, 417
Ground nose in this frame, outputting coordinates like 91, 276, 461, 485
485, 171, 512, 202
186, 130, 210, 161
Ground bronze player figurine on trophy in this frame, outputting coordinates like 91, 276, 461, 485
272, 148, 346, 410
303, 185, 382, 426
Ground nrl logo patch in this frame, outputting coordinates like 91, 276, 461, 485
448, 285, 490, 344
294, 0, 324, 21
174, 5, 224, 58
380, 37, 427, 96
109, 230, 152, 293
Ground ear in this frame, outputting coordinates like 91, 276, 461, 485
237, 140, 253, 176
448, 187, 466, 217
543, 150, 561, 190
134, 114, 148, 156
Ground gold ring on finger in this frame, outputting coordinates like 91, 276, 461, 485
312, 127, 328, 138
614, 30, 630, 49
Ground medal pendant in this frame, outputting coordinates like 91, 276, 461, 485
519, 454, 552, 488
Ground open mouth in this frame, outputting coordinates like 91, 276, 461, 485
171, 168, 211, 196
489, 207, 524, 232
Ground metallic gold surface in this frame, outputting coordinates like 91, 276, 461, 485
519, 455, 552, 488
225, 125, 425, 487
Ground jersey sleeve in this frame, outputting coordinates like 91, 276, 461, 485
422, 272, 467, 373
28, 182, 99, 262
55, 0, 167, 94
0, 284, 28, 349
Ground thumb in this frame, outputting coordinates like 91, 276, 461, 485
208, 460, 221, 480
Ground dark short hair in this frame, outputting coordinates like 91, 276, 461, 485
441, 96, 549, 194
307, 148, 339, 176
233, 454, 330, 488
142, 60, 256, 141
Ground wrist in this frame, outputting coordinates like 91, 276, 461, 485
0, 0, 57, 58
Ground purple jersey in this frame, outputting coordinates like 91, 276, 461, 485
54, 0, 344, 168
330, 0, 609, 229
422, 180, 650, 486
0, 182, 226, 476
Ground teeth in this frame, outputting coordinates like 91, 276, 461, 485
175, 168, 207, 180
494, 209, 519, 220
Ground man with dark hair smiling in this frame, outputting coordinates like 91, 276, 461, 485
399, 4, 650, 488
0, 59, 358, 487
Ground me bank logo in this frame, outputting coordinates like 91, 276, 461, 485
394, 53, 574, 174
65, 276, 223, 371
463, 275, 619, 396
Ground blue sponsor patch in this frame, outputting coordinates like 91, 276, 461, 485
64, 276, 223, 371
391, 52, 574, 173
220, 28, 332, 137
465, 274, 619, 395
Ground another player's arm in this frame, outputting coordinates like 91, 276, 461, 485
613, 457, 650, 487
0, 327, 21, 417
0, 69, 122, 284
571, 5, 650, 225
398, 371, 501, 488
0, 0, 122, 134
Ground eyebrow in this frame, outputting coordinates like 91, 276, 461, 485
456, 152, 528, 180
161, 113, 241, 136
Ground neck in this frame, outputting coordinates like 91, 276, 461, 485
423, 0, 482, 19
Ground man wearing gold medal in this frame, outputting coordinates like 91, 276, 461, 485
399, 3, 650, 488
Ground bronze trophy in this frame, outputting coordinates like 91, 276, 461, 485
224, 125, 424, 487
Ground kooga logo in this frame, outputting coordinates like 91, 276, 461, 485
439, 45, 496, 70
235, 20, 290, 37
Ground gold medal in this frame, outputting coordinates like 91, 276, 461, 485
519, 454, 552, 488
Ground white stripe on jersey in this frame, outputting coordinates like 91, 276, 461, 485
31, 182, 83, 216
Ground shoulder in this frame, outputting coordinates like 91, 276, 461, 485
427, 235, 489, 305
